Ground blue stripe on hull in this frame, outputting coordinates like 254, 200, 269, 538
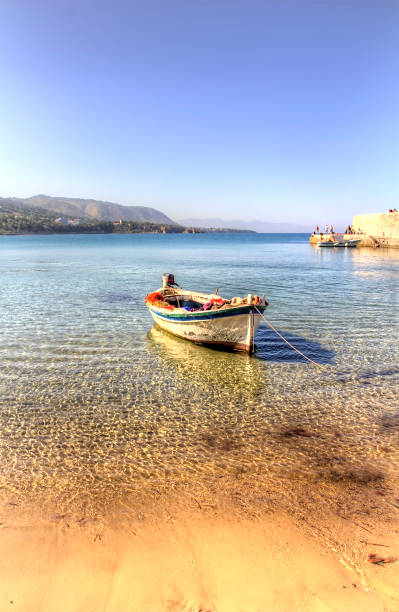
148, 305, 265, 322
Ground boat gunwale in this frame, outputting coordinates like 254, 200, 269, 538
146, 286, 267, 321
147, 302, 266, 321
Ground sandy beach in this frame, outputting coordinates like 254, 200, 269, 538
1, 494, 399, 612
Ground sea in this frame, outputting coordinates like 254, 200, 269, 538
0, 233, 399, 525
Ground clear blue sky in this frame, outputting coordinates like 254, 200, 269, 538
0, 0, 398, 226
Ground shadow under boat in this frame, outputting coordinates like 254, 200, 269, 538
146, 324, 267, 399
254, 326, 335, 365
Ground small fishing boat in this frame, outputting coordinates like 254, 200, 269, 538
145, 274, 268, 353
317, 238, 361, 248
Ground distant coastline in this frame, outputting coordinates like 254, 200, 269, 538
0, 222, 255, 236
0, 227, 255, 236
0, 198, 254, 235
0, 194, 311, 235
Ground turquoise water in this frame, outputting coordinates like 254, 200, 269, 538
1, 233, 398, 521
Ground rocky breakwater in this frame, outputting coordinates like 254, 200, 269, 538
351, 212, 399, 248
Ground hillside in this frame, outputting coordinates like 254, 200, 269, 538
5, 195, 178, 225
0, 198, 63, 219
0, 199, 253, 235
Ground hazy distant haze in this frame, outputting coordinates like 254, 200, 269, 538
178, 217, 312, 233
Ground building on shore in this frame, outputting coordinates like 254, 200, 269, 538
310, 211, 399, 248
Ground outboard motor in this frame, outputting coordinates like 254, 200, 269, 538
162, 273, 179, 288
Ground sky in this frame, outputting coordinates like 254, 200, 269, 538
0, 0, 398, 227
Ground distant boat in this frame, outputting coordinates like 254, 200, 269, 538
145, 274, 268, 353
317, 239, 361, 248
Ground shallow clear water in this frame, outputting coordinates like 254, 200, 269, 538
0, 234, 398, 521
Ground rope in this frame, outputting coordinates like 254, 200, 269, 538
254, 306, 328, 371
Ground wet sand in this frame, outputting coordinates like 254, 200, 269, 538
2, 412, 399, 611
1, 496, 398, 612
2, 405, 399, 611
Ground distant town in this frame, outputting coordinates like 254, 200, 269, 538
0, 197, 252, 235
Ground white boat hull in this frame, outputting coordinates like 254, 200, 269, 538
149, 306, 264, 352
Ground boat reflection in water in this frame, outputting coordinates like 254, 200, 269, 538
147, 324, 267, 401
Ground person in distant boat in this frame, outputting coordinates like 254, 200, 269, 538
324, 224, 329, 233
316, 225, 319, 233
330, 225, 334, 234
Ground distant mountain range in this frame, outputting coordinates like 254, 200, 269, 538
0, 198, 254, 235
178, 217, 312, 233
1, 195, 312, 232
2, 195, 178, 225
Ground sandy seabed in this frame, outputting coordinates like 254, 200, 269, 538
1, 494, 398, 612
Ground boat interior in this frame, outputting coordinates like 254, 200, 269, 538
163, 294, 203, 309
145, 279, 268, 312
160, 289, 227, 312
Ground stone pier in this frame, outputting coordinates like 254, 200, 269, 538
310, 212, 399, 248
351, 212, 399, 247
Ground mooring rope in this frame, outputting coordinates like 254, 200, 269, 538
254, 306, 328, 371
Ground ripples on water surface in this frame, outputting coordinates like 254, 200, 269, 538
0, 234, 398, 524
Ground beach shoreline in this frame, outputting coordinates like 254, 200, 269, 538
1, 497, 398, 612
